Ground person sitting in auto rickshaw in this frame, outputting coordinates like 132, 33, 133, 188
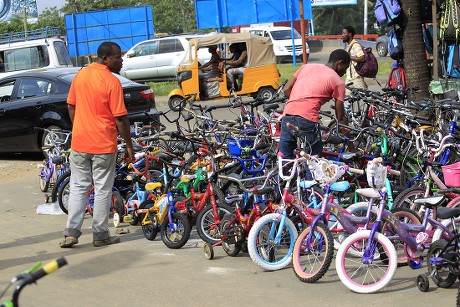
199, 46, 223, 99
225, 43, 247, 91
199, 45, 222, 80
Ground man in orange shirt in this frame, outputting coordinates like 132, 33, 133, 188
60, 42, 134, 248
280, 49, 350, 159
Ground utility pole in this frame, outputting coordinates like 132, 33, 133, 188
363, 0, 368, 35
23, 8, 28, 35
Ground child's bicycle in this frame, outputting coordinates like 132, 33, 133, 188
34, 127, 71, 194
0, 258, 67, 307
202, 168, 279, 260
416, 206, 460, 292
335, 158, 458, 293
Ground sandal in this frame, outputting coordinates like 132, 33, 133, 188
59, 236, 78, 248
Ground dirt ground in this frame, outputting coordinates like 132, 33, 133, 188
0, 153, 44, 182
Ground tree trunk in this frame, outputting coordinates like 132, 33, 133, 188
400, 0, 431, 100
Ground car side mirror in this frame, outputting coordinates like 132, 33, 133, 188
126, 51, 135, 58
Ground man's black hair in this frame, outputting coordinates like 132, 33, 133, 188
343, 25, 355, 37
97, 42, 121, 58
328, 49, 351, 64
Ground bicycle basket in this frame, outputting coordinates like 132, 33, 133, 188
227, 137, 255, 156
307, 158, 346, 185
442, 161, 460, 188
366, 161, 387, 189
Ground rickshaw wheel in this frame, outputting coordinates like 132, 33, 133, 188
256, 87, 275, 101
168, 95, 185, 112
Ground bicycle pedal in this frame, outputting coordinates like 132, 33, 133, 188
123, 215, 133, 223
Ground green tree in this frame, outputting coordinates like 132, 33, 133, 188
36, 7, 65, 34
152, 0, 196, 34
312, 0, 380, 35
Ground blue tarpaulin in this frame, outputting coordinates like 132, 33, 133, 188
194, 0, 312, 29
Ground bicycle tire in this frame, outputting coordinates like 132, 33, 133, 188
139, 199, 158, 241
39, 165, 51, 193
427, 239, 458, 288
160, 211, 191, 249
57, 176, 71, 214
220, 213, 243, 257
335, 230, 397, 293
393, 186, 425, 214
292, 222, 334, 283
51, 170, 71, 203
247, 213, 298, 271
195, 183, 232, 244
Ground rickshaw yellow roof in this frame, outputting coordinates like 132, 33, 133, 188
189, 33, 276, 67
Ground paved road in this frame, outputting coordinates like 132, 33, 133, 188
0, 167, 457, 307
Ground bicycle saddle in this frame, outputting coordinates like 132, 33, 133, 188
436, 207, 460, 219
413, 195, 445, 208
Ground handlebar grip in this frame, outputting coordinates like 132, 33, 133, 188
28, 257, 67, 283
347, 167, 364, 175
286, 122, 299, 132
389, 169, 401, 176
149, 148, 162, 156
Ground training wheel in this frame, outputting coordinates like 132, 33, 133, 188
204, 243, 214, 260
408, 258, 423, 269
113, 213, 120, 228
417, 274, 429, 292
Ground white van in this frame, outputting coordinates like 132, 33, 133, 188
240, 26, 309, 63
0, 27, 73, 77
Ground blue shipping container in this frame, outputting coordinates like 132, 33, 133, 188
65, 6, 154, 58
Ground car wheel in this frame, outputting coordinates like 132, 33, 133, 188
377, 42, 388, 57
168, 95, 185, 112
256, 87, 275, 101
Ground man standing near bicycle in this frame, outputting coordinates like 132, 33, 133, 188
60, 42, 134, 248
279, 49, 350, 159
342, 25, 367, 95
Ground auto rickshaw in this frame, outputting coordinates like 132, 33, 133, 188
167, 33, 281, 111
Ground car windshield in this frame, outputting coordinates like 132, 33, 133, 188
270, 30, 301, 40
59, 72, 136, 86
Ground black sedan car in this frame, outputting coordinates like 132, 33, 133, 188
0, 67, 158, 154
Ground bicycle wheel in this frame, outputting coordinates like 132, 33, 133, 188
139, 200, 158, 241
51, 170, 71, 203
220, 213, 243, 257
57, 176, 71, 214
195, 184, 233, 244
160, 211, 191, 249
247, 213, 298, 271
335, 230, 397, 293
196, 202, 234, 244
39, 166, 50, 192
427, 239, 458, 288
393, 186, 425, 215
292, 222, 334, 283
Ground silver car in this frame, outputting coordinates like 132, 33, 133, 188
120, 35, 212, 82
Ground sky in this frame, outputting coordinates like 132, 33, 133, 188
35, 0, 66, 13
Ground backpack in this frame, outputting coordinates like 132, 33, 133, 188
388, 28, 404, 60
444, 43, 460, 77
386, 66, 406, 89
374, 0, 402, 26
349, 43, 379, 78
440, 0, 460, 41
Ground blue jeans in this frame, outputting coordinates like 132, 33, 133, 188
64, 151, 117, 241
279, 115, 322, 159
